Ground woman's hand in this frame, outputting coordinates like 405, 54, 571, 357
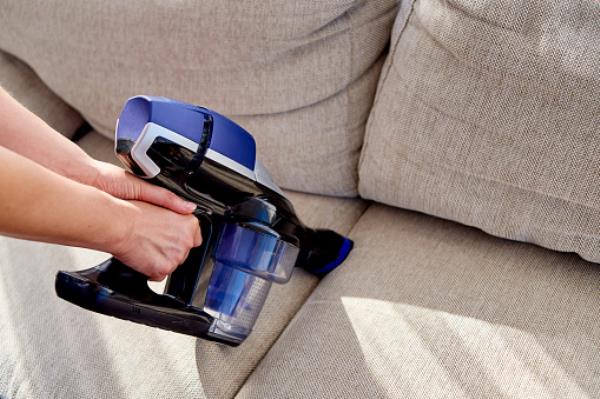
110, 200, 202, 281
0, 88, 202, 279
0, 87, 196, 215
90, 160, 196, 215
0, 147, 202, 280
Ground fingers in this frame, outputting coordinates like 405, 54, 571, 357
112, 199, 201, 281
148, 273, 167, 282
138, 180, 196, 214
149, 256, 182, 281
94, 164, 196, 214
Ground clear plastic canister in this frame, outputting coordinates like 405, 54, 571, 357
203, 222, 300, 343
213, 222, 299, 283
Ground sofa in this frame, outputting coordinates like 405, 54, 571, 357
0, 0, 598, 398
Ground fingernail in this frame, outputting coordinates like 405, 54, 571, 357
184, 201, 197, 212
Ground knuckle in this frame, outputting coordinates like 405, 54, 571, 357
178, 251, 188, 264
148, 266, 165, 281
157, 264, 170, 276
178, 254, 186, 265
169, 261, 180, 274
164, 190, 177, 202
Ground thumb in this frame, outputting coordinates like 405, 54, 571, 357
137, 180, 196, 214
193, 222, 202, 247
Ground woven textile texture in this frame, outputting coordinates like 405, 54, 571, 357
0, 131, 368, 399
0, 51, 82, 138
0, 0, 400, 196
359, 0, 600, 262
238, 204, 600, 398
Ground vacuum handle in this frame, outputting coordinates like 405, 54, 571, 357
93, 259, 165, 301
55, 257, 214, 338
56, 258, 186, 308
164, 213, 214, 303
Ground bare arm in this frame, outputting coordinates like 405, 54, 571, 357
0, 145, 126, 250
0, 146, 201, 280
0, 87, 195, 214
0, 87, 97, 183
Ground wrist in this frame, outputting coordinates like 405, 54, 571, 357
86, 190, 136, 255
73, 156, 102, 186
106, 197, 137, 257
57, 150, 100, 187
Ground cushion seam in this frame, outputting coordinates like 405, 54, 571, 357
358, 0, 417, 190
231, 201, 374, 399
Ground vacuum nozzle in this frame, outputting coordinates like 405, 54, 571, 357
298, 229, 354, 275
55, 95, 355, 345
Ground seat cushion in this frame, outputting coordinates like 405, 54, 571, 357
237, 204, 600, 398
0, 132, 367, 399
359, 0, 600, 261
0, 51, 82, 138
194, 189, 366, 399
0, 1, 399, 196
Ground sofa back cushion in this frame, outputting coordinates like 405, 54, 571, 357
359, 0, 600, 262
0, 1, 399, 196
0, 51, 83, 138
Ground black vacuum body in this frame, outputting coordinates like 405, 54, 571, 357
55, 96, 353, 346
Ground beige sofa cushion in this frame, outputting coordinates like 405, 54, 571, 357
0, 132, 367, 399
0, 51, 83, 138
0, 1, 399, 196
359, 0, 600, 262
238, 205, 600, 399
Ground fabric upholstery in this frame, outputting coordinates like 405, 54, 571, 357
0, 51, 83, 138
0, 1, 399, 196
359, 0, 600, 262
238, 204, 600, 399
194, 188, 367, 399
77, 132, 119, 166
0, 132, 367, 399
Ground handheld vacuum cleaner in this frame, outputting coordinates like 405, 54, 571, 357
55, 96, 353, 346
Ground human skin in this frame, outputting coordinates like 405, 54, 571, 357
0, 88, 201, 280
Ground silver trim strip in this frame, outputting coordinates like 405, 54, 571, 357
255, 159, 284, 195
130, 122, 198, 178
123, 121, 285, 197
113, 118, 120, 153
204, 150, 284, 195
205, 148, 256, 181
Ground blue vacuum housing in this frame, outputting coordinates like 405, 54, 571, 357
55, 96, 353, 345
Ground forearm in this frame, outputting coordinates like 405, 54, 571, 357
0, 87, 196, 215
0, 146, 129, 252
0, 86, 98, 184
